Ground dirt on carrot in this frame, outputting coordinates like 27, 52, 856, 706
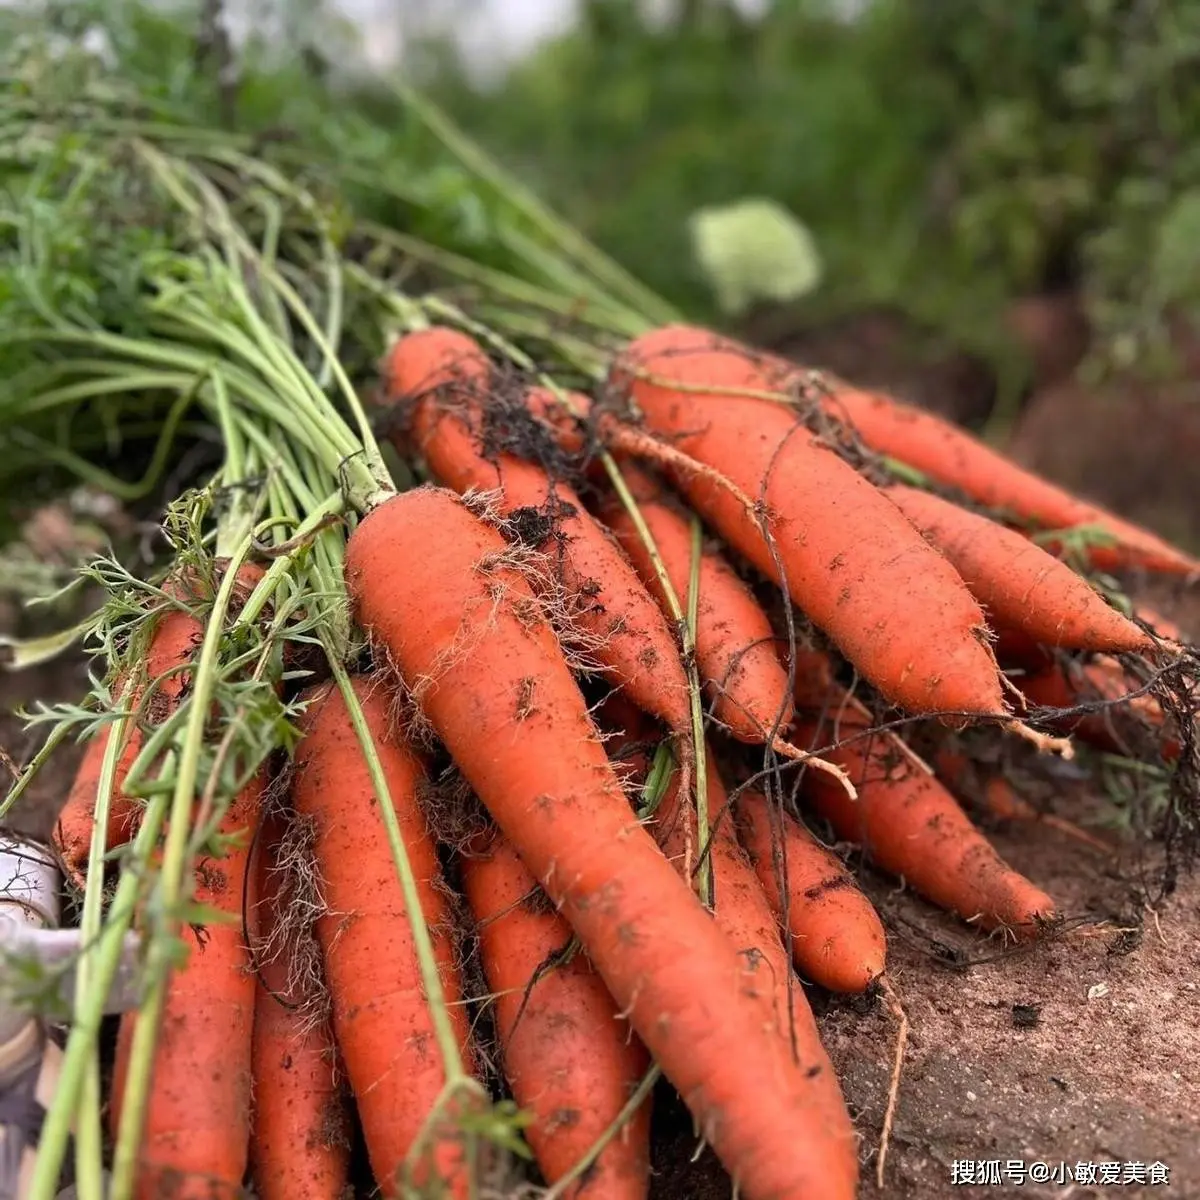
609, 324, 1013, 724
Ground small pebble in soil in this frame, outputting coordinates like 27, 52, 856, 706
1087, 982, 1111, 1000
1012, 1002, 1042, 1028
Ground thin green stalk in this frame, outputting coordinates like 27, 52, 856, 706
1, 367, 201, 419
108, 528, 260, 1199
881, 456, 928, 486
163, 271, 339, 441
5, 386, 195, 500
541, 1065, 662, 1200
391, 82, 677, 326
495, 222, 636, 317
144, 150, 384, 497
211, 375, 256, 560
0, 722, 72, 823
72, 681, 137, 1200
147, 303, 357, 465
1, 327, 267, 420
26, 781, 174, 1200
232, 490, 347, 634
425, 297, 609, 378
325, 651, 467, 1076
252, 255, 391, 488
686, 515, 712, 906
355, 222, 647, 339
598, 453, 711, 902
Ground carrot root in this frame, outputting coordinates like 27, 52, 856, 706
345, 485, 861, 1200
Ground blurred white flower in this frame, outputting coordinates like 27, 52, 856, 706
688, 197, 822, 316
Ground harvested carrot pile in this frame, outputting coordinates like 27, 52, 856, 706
1, 25, 1198, 1200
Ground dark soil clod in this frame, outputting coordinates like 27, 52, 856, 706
1011, 1002, 1042, 1028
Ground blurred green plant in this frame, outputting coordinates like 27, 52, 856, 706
0, 0, 669, 542
426, 0, 1200, 386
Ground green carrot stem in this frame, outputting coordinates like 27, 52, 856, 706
107, 528, 261, 1198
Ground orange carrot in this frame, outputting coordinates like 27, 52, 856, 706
345, 484, 860, 1200
54, 611, 198, 892
382, 327, 691, 738
249, 813, 351, 1200
817, 383, 1200, 577
736, 789, 886, 993
462, 831, 652, 1199
791, 695, 1055, 936
991, 601, 1185, 671
53, 713, 148, 894
522, 385, 737, 496
522, 385, 590, 459
596, 462, 795, 743
1131, 605, 1187, 643
291, 676, 475, 1200
601, 715, 855, 1149
1016, 656, 1178, 760
932, 749, 1115, 855
612, 324, 1010, 722
110, 771, 264, 1200
54, 564, 266, 891
884, 483, 1152, 653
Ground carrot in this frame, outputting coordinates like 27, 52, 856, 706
53, 709, 150, 893
991, 601, 1185, 671
989, 625, 1053, 670
344, 484, 860, 1200
109, 769, 264, 1200
601, 714, 855, 1155
522, 385, 590, 459
883, 483, 1152, 654
290, 675, 475, 1200
522, 383, 749, 503
932, 749, 1115, 856
1015, 656, 1178, 760
791, 694, 1055, 936
1130, 604, 1187, 643
596, 462, 795, 743
816, 382, 1200, 577
612, 324, 1012, 723
249, 812, 351, 1200
382, 327, 691, 739
736, 788, 887, 993
53, 610, 199, 892
462, 831, 652, 1199
54, 564, 266, 892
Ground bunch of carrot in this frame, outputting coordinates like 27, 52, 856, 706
50, 315, 1197, 1200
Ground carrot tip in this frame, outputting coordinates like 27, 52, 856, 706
1005, 720, 1074, 759
772, 737, 858, 800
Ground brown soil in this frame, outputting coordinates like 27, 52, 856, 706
744, 306, 999, 430
0, 655, 88, 845
1008, 379, 1200, 556
647, 825, 1200, 1200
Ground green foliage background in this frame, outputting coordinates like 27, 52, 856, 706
426, 0, 1200, 382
